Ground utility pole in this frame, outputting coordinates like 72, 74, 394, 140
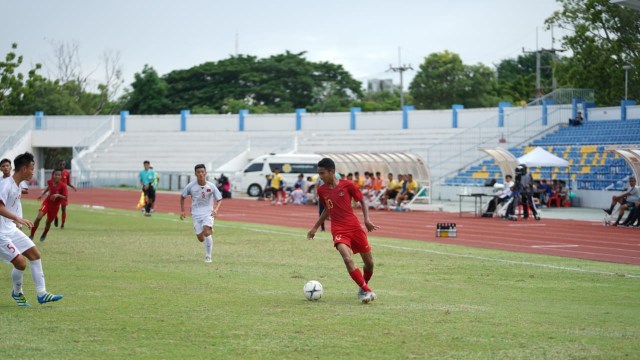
387, 47, 413, 109
523, 27, 565, 99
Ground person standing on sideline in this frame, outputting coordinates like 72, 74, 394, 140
0, 152, 63, 307
2, 158, 29, 194
53, 159, 76, 228
270, 168, 285, 205
307, 157, 379, 304
150, 166, 160, 213
138, 161, 156, 216
30, 169, 68, 241
180, 164, 223, 263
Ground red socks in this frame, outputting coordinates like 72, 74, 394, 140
61, 212, 67, 227
349, 268, 371, 292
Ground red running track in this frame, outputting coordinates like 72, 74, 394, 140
25, 188, 640, 265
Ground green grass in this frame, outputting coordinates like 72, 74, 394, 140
1, 200, 639, 359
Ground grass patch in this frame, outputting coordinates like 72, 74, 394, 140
0, 201, 638, 359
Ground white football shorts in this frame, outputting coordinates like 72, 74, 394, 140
192, 214, 214, 235
0, 228, 35, 263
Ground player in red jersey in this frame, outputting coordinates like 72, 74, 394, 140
307, 157, 379, 303
52, 160, 76, 229
30, 169, 68, 241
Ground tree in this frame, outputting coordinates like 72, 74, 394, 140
161, 51, 363, 114
495, 52, 555, 104
0, 43, 28, 115
546, 0, 640, 105
356, 90, 404, 112
409, 51, 498, 109
123, 65, 170, 114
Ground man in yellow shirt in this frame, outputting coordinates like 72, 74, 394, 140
380, 173, 399, 209
396, 174, 418, 206
270, 168, 284, 205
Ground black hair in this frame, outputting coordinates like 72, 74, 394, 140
194, 164, 206, 171
52, 168, 62, 175
318, 158, 335, 170
143, 160, 150, 165
0, 158, 10, 166
13, 152, 34, 172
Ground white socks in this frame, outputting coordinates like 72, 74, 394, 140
29, 259, 47, 295
11, 268, 24, 295
204, 235, 213, 258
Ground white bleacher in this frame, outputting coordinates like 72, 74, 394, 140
296, 124, 549, 182
79, 131, 296, 173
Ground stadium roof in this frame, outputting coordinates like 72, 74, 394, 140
611, 0, 640, 11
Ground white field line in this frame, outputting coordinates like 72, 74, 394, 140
86, 208, 640, 279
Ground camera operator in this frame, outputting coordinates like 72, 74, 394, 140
505, 164, 540, 221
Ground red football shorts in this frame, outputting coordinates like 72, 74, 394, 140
332, 228, 371, 254
39, 200, 61, 223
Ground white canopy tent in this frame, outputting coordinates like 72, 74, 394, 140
517, 147, 569, 167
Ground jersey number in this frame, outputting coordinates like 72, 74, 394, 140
6, 244, 16, 253
326, 199, 334, 209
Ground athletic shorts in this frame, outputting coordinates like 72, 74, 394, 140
0, 228, 35, 263
192, 214, 214, 235
39, 200, 61, 222
332, 227, 371, 254
143, 185, 156, 201
60, 198, 68, 206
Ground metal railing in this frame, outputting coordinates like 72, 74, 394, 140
0, 117, 32, 158
428, 89, 594, 183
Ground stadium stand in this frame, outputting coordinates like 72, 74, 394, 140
445, 120, 640, 190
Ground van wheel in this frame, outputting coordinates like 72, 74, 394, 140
247, 184, 262, 197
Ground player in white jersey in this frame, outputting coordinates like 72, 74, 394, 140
180, 164, 223, 263
0, 152, 63, 307
1, 158, 29, 194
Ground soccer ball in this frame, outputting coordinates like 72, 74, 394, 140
303, 280, 323, 301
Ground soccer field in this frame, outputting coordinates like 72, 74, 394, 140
1, 200, 639, 359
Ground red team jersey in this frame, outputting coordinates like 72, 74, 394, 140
318, 179, 371, 254
52, 169, 71, 206
40, 179, 68, 221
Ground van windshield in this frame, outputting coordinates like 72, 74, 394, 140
269, 163, 317, 174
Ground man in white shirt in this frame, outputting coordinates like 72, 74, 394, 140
483, 174, 515, 217
0, 152, 63, 307
603, 176, 639, 226
180, 164, 223, 263
1, 158, 29, 194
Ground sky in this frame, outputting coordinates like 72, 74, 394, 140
1, 0, 565, 93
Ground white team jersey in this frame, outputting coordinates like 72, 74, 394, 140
0, 177, 23, 234
181, 180, 222, 217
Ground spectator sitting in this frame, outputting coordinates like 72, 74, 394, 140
353, 171, 364, 190
603, 176, 639, 226
289, 184, 305, 205
539, 179, 552, 206
395, 173, 418, 208
569, 111, 584, 126
483, 174, 514, 217
379, 172, 396, 209
620, 200, 640, 227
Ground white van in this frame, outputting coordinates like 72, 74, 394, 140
232, 153, 322, 197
